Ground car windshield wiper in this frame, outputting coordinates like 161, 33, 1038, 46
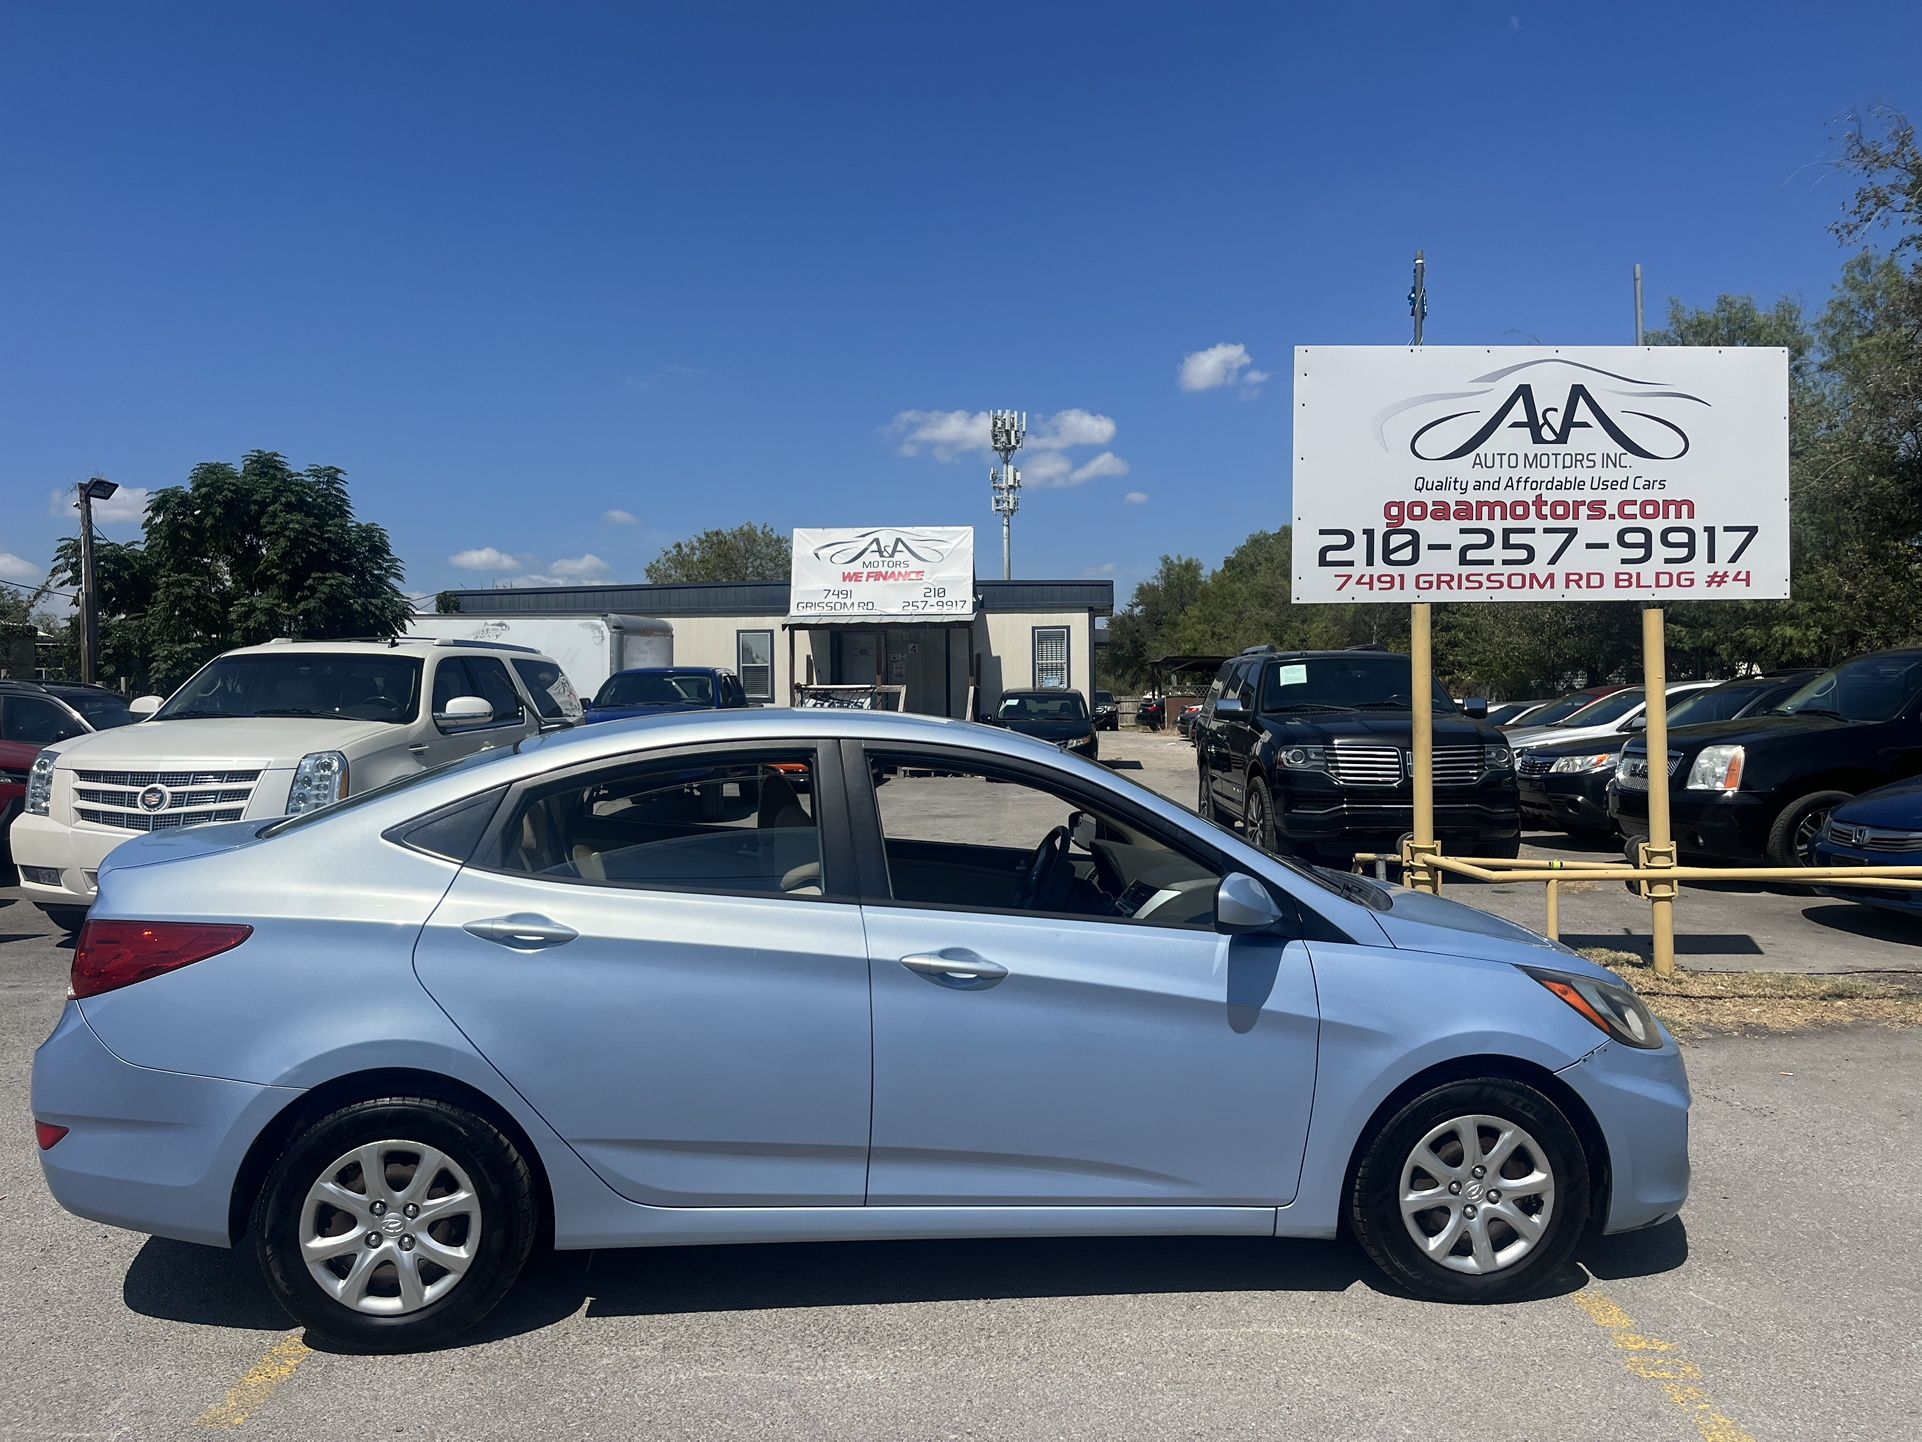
152, 708, 230, 720
247, 708, 332, 718
1351, 701, 1415, 710
1269, 702, 1357, 713
1788, 706, 1848, 720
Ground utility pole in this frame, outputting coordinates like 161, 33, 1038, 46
1407, 252, 1434, 885
1409, 250, 1427, 347
1634, 262, 1646, 345
75, 476, 118, 685
988, 410, 1026, 580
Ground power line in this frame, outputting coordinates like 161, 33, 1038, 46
0, 575, 78, 601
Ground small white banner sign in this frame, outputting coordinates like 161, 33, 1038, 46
788, 526, 976, 620
1292, 347, 1790, 604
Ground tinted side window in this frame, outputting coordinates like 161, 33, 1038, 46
462, 656, 526, 726
511, 657, 577, 722
431, 658, 474, 716
4, 695, 84, 745
492, 751, 823, 896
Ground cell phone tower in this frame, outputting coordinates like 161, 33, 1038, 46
988, 409, 1027, 580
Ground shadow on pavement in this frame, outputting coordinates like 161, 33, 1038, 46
122, 1237, 289, 1331
1582, 1217, 1689, 1280
1799, 901, 1922, 950
1556, 932, 1763, 957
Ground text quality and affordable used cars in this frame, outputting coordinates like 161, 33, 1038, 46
32, 710, 1687, 1350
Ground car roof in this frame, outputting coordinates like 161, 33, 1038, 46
219, 638, 533, 659
1002, 688, 1083, 697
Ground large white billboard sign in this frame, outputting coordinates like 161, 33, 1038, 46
1292, 347, 1790, 604
788, 526, 976, 619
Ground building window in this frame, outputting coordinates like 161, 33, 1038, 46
737, 629, 774, 702
1033, 626, 1069, 690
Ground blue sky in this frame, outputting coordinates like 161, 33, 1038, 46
2, 1, 1916, 607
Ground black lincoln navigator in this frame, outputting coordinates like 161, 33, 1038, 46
1193, 646, 1520, 862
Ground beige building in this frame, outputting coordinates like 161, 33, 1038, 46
440, 579, 1113, 718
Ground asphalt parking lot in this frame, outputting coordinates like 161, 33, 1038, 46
2, 730, 1917, 1439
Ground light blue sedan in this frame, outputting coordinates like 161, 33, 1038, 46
32, 710, 1688, 1350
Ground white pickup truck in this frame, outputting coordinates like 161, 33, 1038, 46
9, 637, 580, 929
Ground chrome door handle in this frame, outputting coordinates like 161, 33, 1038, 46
463, 913, 578, 950
899, 949, 1008, 988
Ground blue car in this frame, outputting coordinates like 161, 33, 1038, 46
32, 710, 1688, 1350
584, 666, 750, 723
1811, 776, 1922, 916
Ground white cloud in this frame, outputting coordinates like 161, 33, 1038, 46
1123, 490, 1150, 505
1069, 451, 1130, 484
501, 574, 565, 588
449, 546, 524, 572
1021, 451, 1075, 486
1031, 409, 1117, 451
0, 551, 42, 583
48, 484, 151, 527
550, 553, 610, 579
887, 409, 992, 460
602, 508, 638, 525
1178, 342, 1269, 396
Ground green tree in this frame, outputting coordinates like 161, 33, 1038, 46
50, 452, 408, 693
645, 522, 790, 583
1105, 555, 1205, 687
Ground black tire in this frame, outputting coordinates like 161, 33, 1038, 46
1195, 763, 1217, 823
1766, 789, 1851, 868
1244, 774, 1278, 852
253, 1097, 536, 1352
1350, 1078, 1590, 1303
37, 904, 88, 934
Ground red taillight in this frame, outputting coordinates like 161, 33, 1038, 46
35, 1121, 69, 1150
71, 920, 253, 999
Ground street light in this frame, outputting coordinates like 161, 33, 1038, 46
76, 476, 118, 684
988, 409, 1026, 581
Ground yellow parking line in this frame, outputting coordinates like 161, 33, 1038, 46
1570, 1288, 1755, 1442
195, 1333, 311, 1430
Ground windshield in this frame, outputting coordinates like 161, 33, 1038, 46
1524, 693, 1603, 726
1780, 655, 1922, 723
1667, 681, 1772, 728
1258, 656, 1453, 712
156, 653, 423, 723
1000, 692, 1087, 721
1094, 691, 1114, 705
593, 671, 715, 708
1556, 688, 1644, 728
62, 692, 136, 728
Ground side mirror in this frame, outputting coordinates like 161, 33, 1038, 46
1213, 695, 1244, 717
129, 696, 163, 718
435, 695, 495, 728
1216, 872, 1285, 934
1463, 696, 1489, 719
1624, 714, 1647, 732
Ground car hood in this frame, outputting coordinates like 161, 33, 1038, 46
1620, 712, 1847, 756
584, 702, 712, 723
1830, 776, 1922, 827
1348, 877, 1609, 977
1516, 727, 1635, 759
45, 715, 398, 768
996, 718, 1092, 741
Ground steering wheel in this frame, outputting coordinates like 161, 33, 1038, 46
1015, 825, 1073, 911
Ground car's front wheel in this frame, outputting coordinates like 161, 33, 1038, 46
253, 1097, 536, 1351
1767, 789, 1851, 868
1350, 1078, 1589, 1302
1244, 774, 1278, 852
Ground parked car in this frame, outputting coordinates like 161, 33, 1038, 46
2, 682, 137, 866
585, 667, 750, 723
1810, 776, 1922, 917
1505, 687, 1629, 732
1175, 702, 1202, 739
1194, 646, 1519, 862
1512, 681, 1719, 836
1612, 649, 1922, 867
992, 688, 1098, 760
31, 708, 1689, 1350
1136, 695, 1165, 731
1483, 700, 1550, 728
10, 638, 573, 930
1091, 690, 1119, 731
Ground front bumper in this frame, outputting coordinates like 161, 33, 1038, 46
33, 1002, 300, 1248
1275, 793, 1520, 853
1519, 769, 1615, 832
1555, 1036, 1691, 1233
1610, 783, 1775, 861
1811, 838, 1922, 914
8, 812, 128, 907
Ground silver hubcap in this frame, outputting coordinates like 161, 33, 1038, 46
300, 1140, 482, 1315
1399, 1114, 1555, 1275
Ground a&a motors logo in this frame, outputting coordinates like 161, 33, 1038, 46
811, 530, 959, 566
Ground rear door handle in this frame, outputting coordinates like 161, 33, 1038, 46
899, 949, 1008, 988
463, 913, 578, 950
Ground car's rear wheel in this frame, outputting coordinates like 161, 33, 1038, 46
1350, 1078, 1589, 1303
1195, 763, 1217, 823
1767, 790, 1851, 868
254, 1098, 535, 1352
1244, 774, 1278, 852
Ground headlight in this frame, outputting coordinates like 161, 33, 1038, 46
1522, 965, 1662, 1049
1277, 745, 1331, 770
26, 752, 57, 815
1550, 751, 1617, 774
1483, 744, 1513, 771
286, 751, 349, 815
1686, 743, 1745, 791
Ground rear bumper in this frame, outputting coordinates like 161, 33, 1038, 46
8, 813, 126, 907
1556, 1037, 1691, 1233
32, 1002, 300, 1248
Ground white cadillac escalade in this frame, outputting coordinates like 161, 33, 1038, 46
10, 638, 580, 929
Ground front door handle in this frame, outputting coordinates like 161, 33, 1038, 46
463, 913, 578, 950
899, 949, 1008, 988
